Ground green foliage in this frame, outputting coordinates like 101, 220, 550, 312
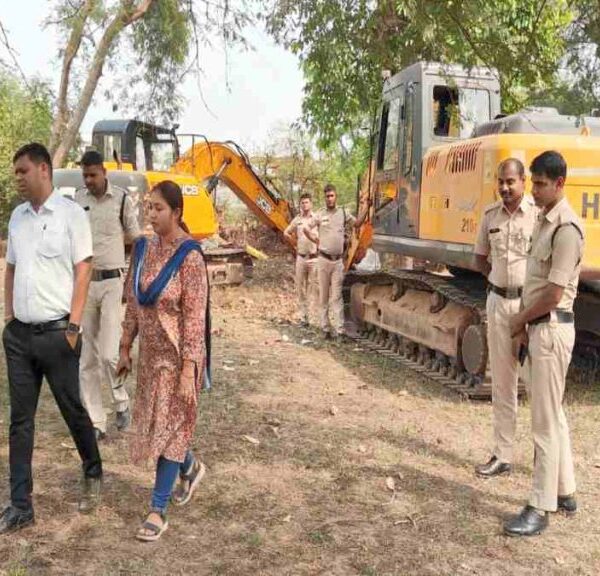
123, 0, 193, 124
0, 74, 52, 235
530, 0, 600, 114
268, 0, 573, 147
252, 123, 369, 212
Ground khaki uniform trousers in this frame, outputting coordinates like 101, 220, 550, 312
486, 292, 520, 463
295, 255, 317, 322
525, 322, 576, 511
317, 256, 344, 334
80, 276, 129, 432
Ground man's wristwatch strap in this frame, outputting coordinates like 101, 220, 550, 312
67, 322, 81, 334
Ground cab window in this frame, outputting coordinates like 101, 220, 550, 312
377, 97, 401, 171
150, 136, 177, 172
100, 133, 122, 163
433, 85, 490, 138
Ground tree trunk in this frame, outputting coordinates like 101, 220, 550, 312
49, 0, 98, 155
51, 0, 156, 167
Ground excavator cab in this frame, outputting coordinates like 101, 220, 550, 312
92, 119, 180, 172
92, 119, 218, 239
370, 62, 500, 246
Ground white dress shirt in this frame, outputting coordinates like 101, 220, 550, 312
6, 191, 93, 323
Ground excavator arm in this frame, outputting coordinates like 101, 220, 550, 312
345, 159, 376, 271
172, 141, 294, 240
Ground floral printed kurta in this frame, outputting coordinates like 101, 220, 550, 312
122, 235, 207, 464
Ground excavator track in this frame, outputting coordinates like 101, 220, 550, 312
344, 269, 528, 399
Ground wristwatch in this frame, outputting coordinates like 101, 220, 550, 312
67, 322, 81, 335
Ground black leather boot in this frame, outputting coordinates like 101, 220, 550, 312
475, 456, 511, 478
504, 505, 548, 537
557, 494, 577, 516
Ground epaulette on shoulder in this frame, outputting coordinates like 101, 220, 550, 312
483, 200, 502, 214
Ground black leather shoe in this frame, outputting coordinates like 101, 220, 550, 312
0, 505, 34, 535
504, 505, 548, 537
79, 476, 102, 514
475, 456, 512, 478
557, 494, 577, 516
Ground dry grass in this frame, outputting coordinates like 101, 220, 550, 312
0, 257, 599, 575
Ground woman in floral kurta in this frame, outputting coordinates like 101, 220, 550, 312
118, 180, 208, 541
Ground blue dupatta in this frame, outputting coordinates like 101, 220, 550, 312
133, 236, 212, 387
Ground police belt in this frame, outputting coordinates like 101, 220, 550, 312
487, 282, 522, 300
318, 250, 342, 261
298, 252, 318, 260
529, 310, 574, 325
91, 268, 122, 282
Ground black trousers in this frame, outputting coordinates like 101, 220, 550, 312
2, 320, 103, 511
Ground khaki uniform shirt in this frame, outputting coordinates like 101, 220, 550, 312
308, 207, 355, 257
522, 198, 584, 312
474, 196, 538, 288
284, 212, 318, 256
75, 181, 141, 270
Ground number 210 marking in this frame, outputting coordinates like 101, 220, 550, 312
461, 218, 476, 233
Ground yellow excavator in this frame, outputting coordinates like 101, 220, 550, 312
347, 61, 600, 396
56, 120, 295, 285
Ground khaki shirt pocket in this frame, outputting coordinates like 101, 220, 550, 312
509, 230, 532, 257
529, 242, 552, 279
489, 228, 507, 259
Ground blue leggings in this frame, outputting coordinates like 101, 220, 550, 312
151, 450, 195, 512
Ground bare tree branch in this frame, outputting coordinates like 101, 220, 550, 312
52, 0, 158, 166
50, 0, 98, 153
0, 19, 30, 86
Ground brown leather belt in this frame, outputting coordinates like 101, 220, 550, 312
91, 268, 122, 282
488, 282, 522, 300
530, 310, 574, 325
318, 250, 342, 261
298, 253, 317, 260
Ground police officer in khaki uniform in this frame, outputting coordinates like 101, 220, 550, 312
284, 192, 318, 326
75, 151, 141, 440
473, 158, 537, 478
303, 184, 367, 341
505, 151, 583, 537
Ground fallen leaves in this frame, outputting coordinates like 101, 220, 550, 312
329, 405, 338, 416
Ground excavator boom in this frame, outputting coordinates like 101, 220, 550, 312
173, 141, 294, 237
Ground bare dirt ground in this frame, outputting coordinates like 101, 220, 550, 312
0, 254, 600, 575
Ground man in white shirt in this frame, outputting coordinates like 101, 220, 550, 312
0, 143, 103, 535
